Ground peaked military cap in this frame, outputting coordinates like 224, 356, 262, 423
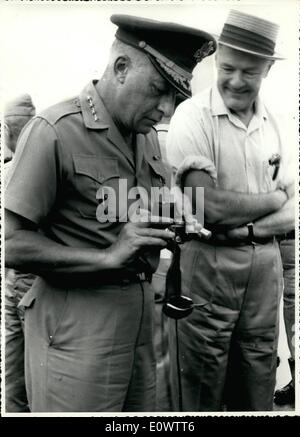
111, 14, 217, 98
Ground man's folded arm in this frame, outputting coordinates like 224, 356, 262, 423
250, 197, 294, 237
183, 169, 288, 227
225, 197, 295, 240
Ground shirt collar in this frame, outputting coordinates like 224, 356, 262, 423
79, 80, 138, 167
79, 80, 112, 130
211, 84, 229, 116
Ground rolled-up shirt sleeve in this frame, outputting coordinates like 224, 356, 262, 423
166, 99, 216, 172
5, 117, 63, 225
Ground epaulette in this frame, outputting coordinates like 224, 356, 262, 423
38, 97, 81, 126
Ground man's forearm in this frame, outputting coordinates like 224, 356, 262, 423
184, 170, 288, 227
202, 186, 287, 226
225, 197, 295, 241
254, 197, 295, 237
5, 230, 113, 275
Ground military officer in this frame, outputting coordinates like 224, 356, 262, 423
5, 15, 216, 412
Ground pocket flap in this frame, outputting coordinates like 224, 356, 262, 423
147, 159, 167, 184
73, 155, 119, 183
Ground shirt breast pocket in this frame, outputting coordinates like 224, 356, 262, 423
73, 154, 120, 219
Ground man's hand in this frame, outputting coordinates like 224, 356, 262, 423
105, 220, 175, 269
284, 182, 295, 200
226, 226, 248, 241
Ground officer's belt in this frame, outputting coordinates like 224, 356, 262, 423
44, 270, 152, 289
98, 270, 152, 286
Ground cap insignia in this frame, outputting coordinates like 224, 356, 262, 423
194, 41, 215, 63
156, 58, 191, 92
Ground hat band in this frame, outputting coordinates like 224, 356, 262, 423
219, 23, 275, 56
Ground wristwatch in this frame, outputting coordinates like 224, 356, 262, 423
246, 222, 254, 242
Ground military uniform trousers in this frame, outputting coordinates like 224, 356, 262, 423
168, 239, 283, 411
5, 268, 35, 412
20, 276, 156, 412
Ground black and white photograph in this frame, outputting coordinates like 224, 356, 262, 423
1, 0, 298, 418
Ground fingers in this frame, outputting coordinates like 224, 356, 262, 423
137, 236, 170, 247
137, 227, 175, 239
130, 209, 174, 228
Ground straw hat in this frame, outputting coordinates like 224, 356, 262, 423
218, 9, 284, 60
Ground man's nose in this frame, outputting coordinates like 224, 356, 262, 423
157, 92, 175, 118
229, 70, 244, 88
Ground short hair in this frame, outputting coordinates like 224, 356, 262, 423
104, 38, 150, 74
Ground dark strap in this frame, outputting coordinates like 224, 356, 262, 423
165, 244, 182, 301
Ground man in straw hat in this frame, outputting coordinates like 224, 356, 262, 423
5, 15, 216, 412
166, 9, 295, 411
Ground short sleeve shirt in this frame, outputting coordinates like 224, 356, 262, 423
166, 85, 292, 194
5, 81, 169, 250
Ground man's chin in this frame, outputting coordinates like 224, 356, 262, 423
224, 97, 249, 113
136, 124, 154, 134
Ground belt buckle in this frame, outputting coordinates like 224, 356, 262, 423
121, 277, 131, 286
137, 272, 152, 283
138, 272, 146, 282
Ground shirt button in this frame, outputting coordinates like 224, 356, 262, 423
153, 155, 160, 161
99, 176, 105, 183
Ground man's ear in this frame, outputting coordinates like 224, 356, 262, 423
264, 59, 275, 77
114, 56, 131, 83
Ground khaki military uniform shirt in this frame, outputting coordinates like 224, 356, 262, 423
5, 81, 169, 256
